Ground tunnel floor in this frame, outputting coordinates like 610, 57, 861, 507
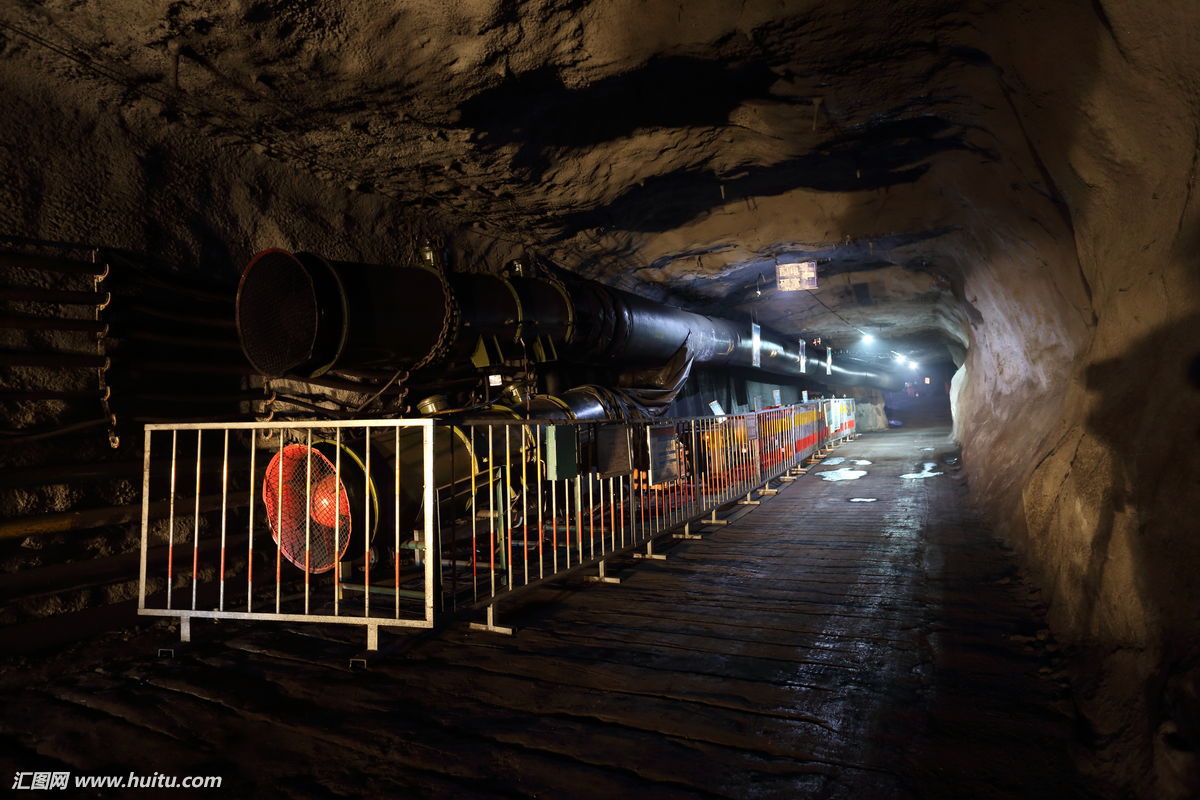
0, 414, 1096, 799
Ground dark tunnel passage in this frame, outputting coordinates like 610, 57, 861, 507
1, 1, 1198, 798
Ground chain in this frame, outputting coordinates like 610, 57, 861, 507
409, 233, 459, 374
93, 249, 118, 448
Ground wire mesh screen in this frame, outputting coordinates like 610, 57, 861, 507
262, 443, 352, 574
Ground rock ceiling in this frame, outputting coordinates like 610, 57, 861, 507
0, 0, 1090, 366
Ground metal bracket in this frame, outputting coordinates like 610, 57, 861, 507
633, 539, 667, 560
738, 491, 760, 506
179, 616, 191, 643
469, 605, 515, 636
585, 559, 621, 584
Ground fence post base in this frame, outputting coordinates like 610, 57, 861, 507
633, 539, 667, 560
179, 616, 191, 643
366, 624, 379, 651
469, 604, 514, 636
673, 522, 702, 540
702, 509, 729, 526
738, 491, 761, 506
585, 559, 622, 584
759, 479, 779, 495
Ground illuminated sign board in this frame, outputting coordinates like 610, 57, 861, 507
776, 261, 818, 291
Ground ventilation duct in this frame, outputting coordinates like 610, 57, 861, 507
235, 249, 904, 391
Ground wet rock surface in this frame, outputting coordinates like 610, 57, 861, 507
0, 419, 1094, 798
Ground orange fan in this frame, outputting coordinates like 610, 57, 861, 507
262, 444, 352, 573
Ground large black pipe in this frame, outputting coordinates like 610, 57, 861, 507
235, 250, 903, 391
561, 280, 902, 390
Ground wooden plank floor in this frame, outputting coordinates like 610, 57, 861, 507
0, 424, 1095, 798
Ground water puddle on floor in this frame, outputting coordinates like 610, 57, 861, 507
821, 457, 846, 465
920, 447, 936, 452
848, 497, 878, 503
850, 459, 872, 465
817, 468, 868, 481
900, 461, 944, 479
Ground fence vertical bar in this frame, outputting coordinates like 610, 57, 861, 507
550, 470, 558, 574
536, 425, 545, 580
505, 425, 513, 592
618, 474, 627, 549
304, 427, 312, 614
334, 428, 342, 616
564, 474, 573, 568
192, 430, 202, 611
395, 425, 401, 619
275, 430, 283, 613
575, 474, 584, 562
690, 420, 699, 519
520, 424, 528, 586
138, 429, 152, 612
363, 430, 371, 617
488, 425, 496, 601
166, 430, 177, 610
587, 471, 595, 560
246, 432, 256, 612
470, 427, 478, 602
219, 429, 229, 611
611, 474, 619, 552
423, 421, 435, 626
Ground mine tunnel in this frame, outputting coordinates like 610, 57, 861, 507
0, 2, 1197, 798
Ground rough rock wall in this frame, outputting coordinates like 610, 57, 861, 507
957, 3, 1200, 796
0, 41, 437, 619
0, 58, 429, 280
846, 387, 887, 432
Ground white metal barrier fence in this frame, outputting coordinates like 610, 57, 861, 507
820, 398, 856, 444
445, 402, 850, 630
137, 419, 436, 650
137, 401, 854, 646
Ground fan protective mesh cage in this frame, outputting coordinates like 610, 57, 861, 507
237, 250, 319, 377
263, 444, 352, 574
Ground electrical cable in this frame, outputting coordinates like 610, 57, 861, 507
804, 284, 865, 336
